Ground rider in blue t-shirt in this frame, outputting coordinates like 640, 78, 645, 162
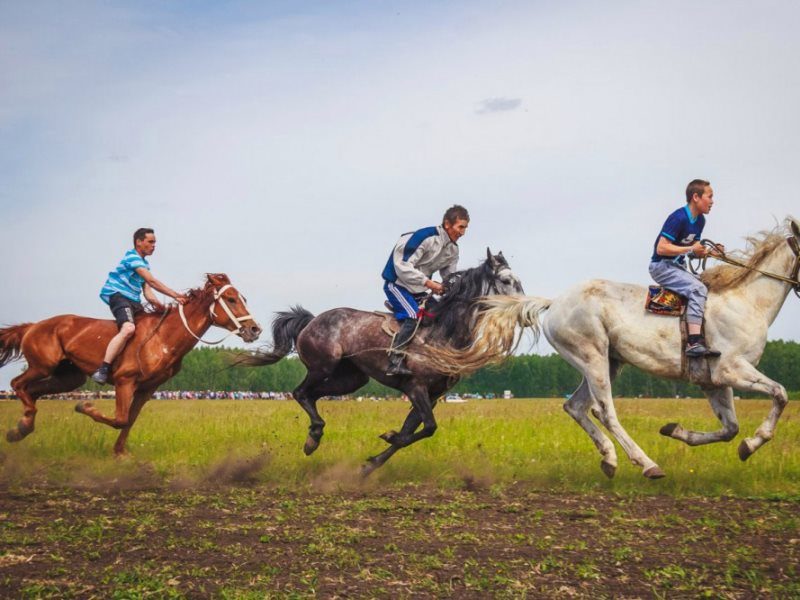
91, 228, 187, 384
649, 179, 724, 357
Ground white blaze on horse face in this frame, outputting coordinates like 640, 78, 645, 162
495, 267, 523, 295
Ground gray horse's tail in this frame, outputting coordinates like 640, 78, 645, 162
235, 306, 315, 366
0, 323, 32, 369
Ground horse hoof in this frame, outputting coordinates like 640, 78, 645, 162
600, 460, 617, 479
738, 440, 753, 462
659, 422, 679, 437
361, 459, 379, 478
6, 428, 22, 443
303, 436, 319, 456
379, 430, 398, 444
643, 466, 666, 479
74, 402, 88, 414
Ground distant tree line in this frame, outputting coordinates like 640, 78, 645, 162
84, 340, 800, 399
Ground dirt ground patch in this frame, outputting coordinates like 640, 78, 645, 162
1, 481, 798, 598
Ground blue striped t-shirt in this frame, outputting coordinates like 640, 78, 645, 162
99, 249, 150, 304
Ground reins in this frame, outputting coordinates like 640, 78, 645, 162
689, 237, 800, 297
135, 305, 172, 375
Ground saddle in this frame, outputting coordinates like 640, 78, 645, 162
644, 286, 712, 384
644, 286, 685, 317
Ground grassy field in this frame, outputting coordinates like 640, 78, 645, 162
2, 398, 799, 598
1, 397, 798, 497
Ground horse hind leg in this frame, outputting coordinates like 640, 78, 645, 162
7, 361, 86, 442
565, 378, 619, 478
659, 386, 739, 446
577, 353, 664, 479
293, 363, 369, 456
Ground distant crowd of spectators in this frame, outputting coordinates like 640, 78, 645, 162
152, 390, 293, 400
0, 390, 293, 401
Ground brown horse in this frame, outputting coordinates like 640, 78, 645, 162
0, 273, 261, 455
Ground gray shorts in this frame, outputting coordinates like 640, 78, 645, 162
648, 260, 708, 325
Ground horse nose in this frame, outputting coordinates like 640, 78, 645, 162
249, 323, 263, 340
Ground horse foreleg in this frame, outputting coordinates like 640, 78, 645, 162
659, 386, 739, 446
75, 379, 136, 431
363, 406, 425, 476
112, 389, 153, 456
565, 378, 619, 478
719, 361, 788, 461
363, 389, 437, 476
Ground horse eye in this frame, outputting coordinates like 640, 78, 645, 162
227, 297, 236, 304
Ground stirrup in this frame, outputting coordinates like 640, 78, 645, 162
386, 354, 412, 376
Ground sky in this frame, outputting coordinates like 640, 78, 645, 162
2, 1, 800, 389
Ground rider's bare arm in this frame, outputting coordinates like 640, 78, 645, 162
424, 280, 444, 294
142, 284, 166, 311
135, 268, 187, 304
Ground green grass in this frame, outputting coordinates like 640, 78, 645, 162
1, 398, 798, 497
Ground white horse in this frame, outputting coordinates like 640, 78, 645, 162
426, 217, 800, 479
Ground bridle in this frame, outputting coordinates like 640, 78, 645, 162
689, 237, 800, 297
487, 265, 516, 296
178, 284, 257, 344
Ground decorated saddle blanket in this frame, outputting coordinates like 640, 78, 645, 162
644, 286, 686, 317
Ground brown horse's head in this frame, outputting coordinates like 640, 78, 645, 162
200, 273, 262, 343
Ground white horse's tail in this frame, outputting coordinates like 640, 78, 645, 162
422, 294, 552, 375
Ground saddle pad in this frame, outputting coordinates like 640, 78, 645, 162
645, 285, 686, 316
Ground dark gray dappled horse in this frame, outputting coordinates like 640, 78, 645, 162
237, 250, 523, 475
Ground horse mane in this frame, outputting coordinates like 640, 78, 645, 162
428, 255, 506, 347
701, 226, 787, 291
181, 274, 231, 305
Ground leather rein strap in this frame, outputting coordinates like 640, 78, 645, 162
689, 237, 800, 297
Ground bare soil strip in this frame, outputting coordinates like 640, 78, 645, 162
1, 481, 798, 598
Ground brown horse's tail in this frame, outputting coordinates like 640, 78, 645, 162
233, 306, 316, 367
0, 323, 32, 368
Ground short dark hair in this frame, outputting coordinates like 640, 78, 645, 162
686, 179, 710, 203
442, 205, 470, 225
133, 228, 154, 245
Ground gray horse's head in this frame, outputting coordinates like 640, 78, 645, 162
484, 248, 524, 296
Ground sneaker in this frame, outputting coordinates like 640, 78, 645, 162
91, 365, 109, 384
685, 342, 721, 358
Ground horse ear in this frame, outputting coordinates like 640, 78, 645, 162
486, 247, 497, 267
791, 219, 800, 241
207, 273, 230, 286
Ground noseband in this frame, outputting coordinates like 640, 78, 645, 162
178, 284, 257, 344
